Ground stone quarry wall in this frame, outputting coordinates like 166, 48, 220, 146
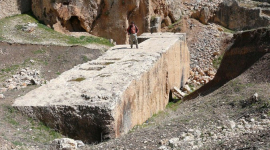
213, 0, 270, 30
13, 33, 189, 143
0, 0, 31, 19
115, 36, 189, 135
31, 0, 182, 44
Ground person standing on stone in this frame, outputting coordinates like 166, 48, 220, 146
127, 22, 139, 49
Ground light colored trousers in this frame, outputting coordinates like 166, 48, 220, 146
129, 33, 138, 48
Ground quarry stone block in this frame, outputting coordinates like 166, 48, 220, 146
13, 33, 190, 143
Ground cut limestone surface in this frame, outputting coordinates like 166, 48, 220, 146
13, 33, 190, 143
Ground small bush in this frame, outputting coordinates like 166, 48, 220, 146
213, 55, 223, 69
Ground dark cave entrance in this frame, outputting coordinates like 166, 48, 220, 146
65, 16, 86, 32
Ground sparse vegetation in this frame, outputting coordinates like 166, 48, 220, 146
0, 14, 113, 47
166, 101, 182, 111
221, 26, 235, 34
168, 19, 182, 29
32, 49, 46, 54
1, 105, 63, 147
212, 55, 223, 69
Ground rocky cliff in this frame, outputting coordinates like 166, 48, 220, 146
0, 0, 31, 19
213, 0, 270, 30
31, 0, 182, 44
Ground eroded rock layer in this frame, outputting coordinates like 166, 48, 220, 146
213, 0, 270, 30
31, 0, 182, 44
13, 33, 190, 143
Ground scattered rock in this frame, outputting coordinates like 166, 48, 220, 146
171, 87, 186, 99
75, 140, 85, 148
0, 94, 5, 99
261, 114, 267, 119
251, 93, 259, 102
183, 85, 191, 93
30, 59, 35, 63
22, 22, 37, 33
0, 68, 45, 93
158, 145, 170, 150
169, 137, 179, 148
159, 139, 169, 146
50, 138, 77, 150
228, 120, 236, 129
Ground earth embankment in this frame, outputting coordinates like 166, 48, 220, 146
185, 27, 270, 100
0, 42, 103, 81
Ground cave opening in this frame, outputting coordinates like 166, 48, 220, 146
65, 16, 86, 32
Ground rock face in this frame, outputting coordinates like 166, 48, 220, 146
31, 0, 100, 33
31, 0, 181, 44
13, 33, 190, 143
0, 0, 31, 19
213, 27, 270, 82
213, 0, 270, 30
189, 0, 223, 24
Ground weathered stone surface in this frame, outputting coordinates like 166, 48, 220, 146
191, 7, 211, 24
13, 33, 190, 143
50, 138, 77, 150
0, 94, 4, 99
30, 0, 183, 44
171, 87, 186, 99
213, 0, 270, 30
0, 0, 31, 19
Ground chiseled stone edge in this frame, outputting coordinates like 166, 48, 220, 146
13, 34, 190, 143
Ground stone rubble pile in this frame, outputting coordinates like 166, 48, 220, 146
184, 0, 223, 14
158, 116, 270, 150
0, 68, 45, 94
22, 22, 38, 33
50, 138, 85, 150
179, 23, 224, 95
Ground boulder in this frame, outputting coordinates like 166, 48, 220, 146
0, 94, 5, 99
169, 138, 180, 148
50, 138, 77, 150
199, 7, 211, 24
13, 33, 190, 143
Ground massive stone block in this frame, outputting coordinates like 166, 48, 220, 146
13, 33, 190, 143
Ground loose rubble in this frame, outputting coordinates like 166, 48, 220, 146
184, 0, 223, 16
176, 22, 227, 96
21, 22, 38, 33
158, 117, 270, 150
0, 68, 46, 92
50, 138, 85, 150
0, 94, 5, 99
